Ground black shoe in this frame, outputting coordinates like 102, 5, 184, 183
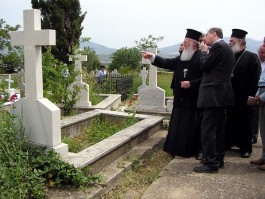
241, 152, 251, 158
195, 152, 203, 160
219, 160, 224, 169
200, 159, 224, 168
251, 137, 257, 144
193, 165, 219, 173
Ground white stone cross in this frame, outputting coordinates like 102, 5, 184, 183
11, 9, 56, 99
69, 54, 87, 83
147, 48, 157, 88
140, 67, 148, 86
5, 74, 14, 91
69, 54, 91, 107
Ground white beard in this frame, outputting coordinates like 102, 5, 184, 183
180, 46, 195, 61
231, 43, 241, 54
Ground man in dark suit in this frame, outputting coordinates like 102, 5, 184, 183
193, 27, 235, 173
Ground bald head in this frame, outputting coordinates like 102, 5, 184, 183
258, 45, 265, 62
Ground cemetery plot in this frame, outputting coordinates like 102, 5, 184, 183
62, 113, 139, 153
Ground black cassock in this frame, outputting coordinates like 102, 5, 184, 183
153, 50, 203, 157
225, 50, 261, 153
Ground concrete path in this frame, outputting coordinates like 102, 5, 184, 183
141, 139, 265, 199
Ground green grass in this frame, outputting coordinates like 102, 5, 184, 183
157, 71, 173, 97
62, 115, 138, 153
103, 150, 172, 198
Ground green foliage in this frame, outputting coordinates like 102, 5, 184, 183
79, 46, 101, 72
42, 47, 81, 116
31, 0, 87, 64
0, 19, 23, 73
84, 75, 104, 105
157, 71, 173, 97
63, 115, 138, 153
109, 47, 141, 71
135, 34, 164, 50
0, 108, 100, 198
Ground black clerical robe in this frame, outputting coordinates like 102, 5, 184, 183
225, 50, 261, 153
153, 50, 203, 157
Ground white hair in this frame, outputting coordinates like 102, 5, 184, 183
180, 45, 195, 61
231, 42, 241, 54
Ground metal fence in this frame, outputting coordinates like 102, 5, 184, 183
97, 74, 133, 99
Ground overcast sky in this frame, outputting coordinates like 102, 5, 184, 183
1, 0, 264, 49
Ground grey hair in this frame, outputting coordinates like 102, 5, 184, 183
208, 27, 223, 39
238, 38, 247, 47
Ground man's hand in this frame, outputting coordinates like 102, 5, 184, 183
140, 51, 154, 60
247, 96, 256, 105
181, 81, 191, 89
200, 42, 208, 52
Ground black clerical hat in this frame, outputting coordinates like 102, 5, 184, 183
185, 29, 202, 41
231, 29, 248, 39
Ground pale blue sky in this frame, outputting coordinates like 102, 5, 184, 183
1, 0, 264, 49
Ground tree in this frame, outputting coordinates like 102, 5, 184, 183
135, 34, 164, 51
109, 47, 141, 71
42, 47, 81, 116
31, 0, 87, 64
0, 19, 23, 73
79, 46, 101, 72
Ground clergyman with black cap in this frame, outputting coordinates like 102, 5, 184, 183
141, 29, 203, 159
225, 29, 261, 158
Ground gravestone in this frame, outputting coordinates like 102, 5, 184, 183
90, 71, 95, 77
17, 68, 25, 97
69, 54, 91, 107
137, 48, 166, 112
5, 74, 15, 97
11, 9, 68, 155
138, 67, 148, 93
111, 69, 119, 76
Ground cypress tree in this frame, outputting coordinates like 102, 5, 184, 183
31, 0, 86, 63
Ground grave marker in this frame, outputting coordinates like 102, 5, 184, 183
137, 48, 166, 112
11, 9, 68, 155
69, 54, 91, 107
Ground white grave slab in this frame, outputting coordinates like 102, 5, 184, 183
137, 48, 166, 112
69, 54, 91, 107
10, 9, 68, 155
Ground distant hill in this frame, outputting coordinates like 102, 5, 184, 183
158, 37, 263, 58
80, 38, 263, 62
80, 41, 116, 55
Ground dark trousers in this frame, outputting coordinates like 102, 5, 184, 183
225, 106, 252, 153
248, 104, 259, 139
201, 107, 225, 166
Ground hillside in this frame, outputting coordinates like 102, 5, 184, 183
80, 38, 263, 62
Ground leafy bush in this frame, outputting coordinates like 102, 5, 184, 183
0, 108, 100, 198
42, 47, 81, 116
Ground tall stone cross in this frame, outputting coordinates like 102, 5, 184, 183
141, 48, 157, 87
69, 54, 91, 107
137, 48, 166, 112
10, 9, 68, 155
11, 9, 56, 99
69, 54, 87, 83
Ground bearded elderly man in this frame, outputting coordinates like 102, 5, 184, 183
141, 29, 203, 159
225, 29, 261, 158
